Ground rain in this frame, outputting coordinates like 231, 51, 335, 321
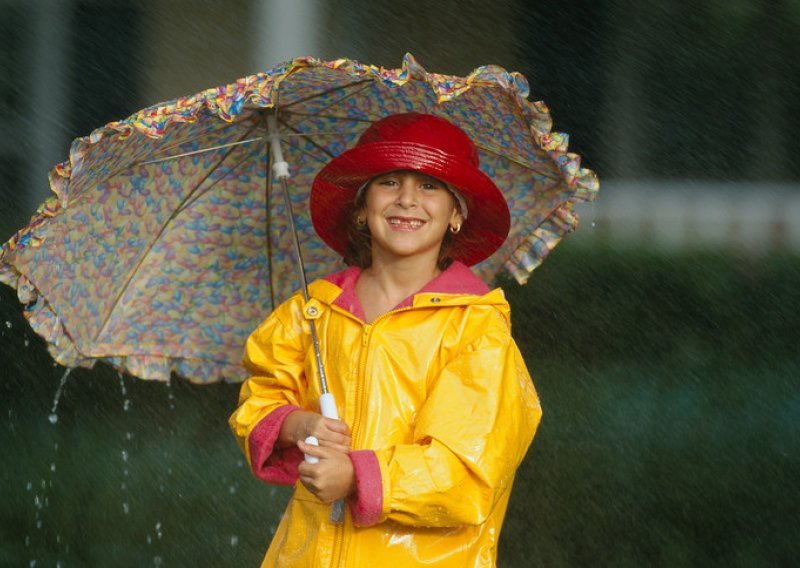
1, 1, 799, 566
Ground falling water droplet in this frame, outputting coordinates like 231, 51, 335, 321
24, 338, 29, 347
48, 369, 73, 424
591, 221, 596, 227
229, 485, 236, 494
36, 520, 43, 529
5, 320, 11, 328
25, 535, 30, 546
153, 556, 163, 566
123, 502, 130, 515
230, 535, 239, 546
126, 432, 134, 441
50, 463, 56, 473
121, 482, 127, 490
26, 481, 32, 491
123, 399, 131, 412
146, 535, 152, 545
29, 560, 36, 567
121, 450, 129, 462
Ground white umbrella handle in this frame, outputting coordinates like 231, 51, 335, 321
304, 393, 338, 464
302, 393, 347, 523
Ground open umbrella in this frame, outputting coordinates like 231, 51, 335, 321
0, 53, 598, 385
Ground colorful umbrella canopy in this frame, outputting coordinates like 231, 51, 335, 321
0, 54, 598, 384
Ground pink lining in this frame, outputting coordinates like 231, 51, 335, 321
348, 450, 384, 526
247, 405, 303, 485
324, 261, 489, 320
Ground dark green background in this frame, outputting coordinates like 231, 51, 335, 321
3, 244, 798, 566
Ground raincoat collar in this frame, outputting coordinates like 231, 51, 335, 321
314, 261, 496, 321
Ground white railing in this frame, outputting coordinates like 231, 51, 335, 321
573, 181, 800, 251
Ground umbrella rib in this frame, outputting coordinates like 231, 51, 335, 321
476, 144, 562, 181
277, 112, 355, 162
92, 127, 261, 344
137, 137, 264, 165
280, 79, 374, 111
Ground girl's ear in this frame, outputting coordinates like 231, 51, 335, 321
450, 207, 465, 228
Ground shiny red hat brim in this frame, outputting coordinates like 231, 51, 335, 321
310, 141, 511, 267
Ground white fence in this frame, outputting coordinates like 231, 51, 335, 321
573, 181, 800, 251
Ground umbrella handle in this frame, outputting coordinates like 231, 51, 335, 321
303, 393, 339, 464
302, 393, 346, 524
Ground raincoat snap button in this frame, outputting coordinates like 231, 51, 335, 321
306, 306, 319, 316
431, 297, 441, 303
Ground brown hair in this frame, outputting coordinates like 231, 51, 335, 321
341, 183, 460, 270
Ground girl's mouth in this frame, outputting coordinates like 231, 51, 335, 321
387, 217, 426, 230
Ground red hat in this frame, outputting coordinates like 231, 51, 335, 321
310, 113, 511, 266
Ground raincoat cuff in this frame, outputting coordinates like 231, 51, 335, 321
348, 450, 383, 527
247, 405, 303, 485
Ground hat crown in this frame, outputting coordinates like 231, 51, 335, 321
356, 113, 480, 167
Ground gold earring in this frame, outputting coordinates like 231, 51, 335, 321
449, 223, 461, 234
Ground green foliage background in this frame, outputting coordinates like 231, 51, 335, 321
2, 244, 798, 566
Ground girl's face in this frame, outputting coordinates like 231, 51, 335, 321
360, 170, 463, 266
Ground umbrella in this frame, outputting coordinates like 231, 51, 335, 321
0, 53, 598, 385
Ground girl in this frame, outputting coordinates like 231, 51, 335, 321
229, 113, 541, 567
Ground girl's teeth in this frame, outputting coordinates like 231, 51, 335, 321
389, 218, 423, 227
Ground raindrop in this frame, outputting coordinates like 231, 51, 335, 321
25, 535, 30, 546
50, 463, 56, 473
229, 485, 236, 494
146, 535, 152, 545
123, 399, 131, 412
230, 535, 239, 546
29, 561, 36, 567
123, 502, 130, 515
126, 432, 134, 440
121, 482, 127, 490
36, 520, 42, 529
24, 338, 29, 347
26, 481, 32, 491
591, 221, 596, 227
153, 556, 163, 567
5, 320, 11, 328
123, 469, 129, 477
48, 368, 73, 424
121, 450, 129, 462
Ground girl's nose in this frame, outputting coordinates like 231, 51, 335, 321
395, 179, 417, 208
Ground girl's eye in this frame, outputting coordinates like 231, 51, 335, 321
420, 182, 442, 190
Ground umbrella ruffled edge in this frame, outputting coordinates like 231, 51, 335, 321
0, 264, 246, 384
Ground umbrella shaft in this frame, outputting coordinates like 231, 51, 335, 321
273, 139, 330, 396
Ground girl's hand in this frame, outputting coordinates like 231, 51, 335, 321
297, 441, 356, 503
279, 410, 351, 453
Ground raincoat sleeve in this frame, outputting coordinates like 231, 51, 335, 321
351, 310, 541, 528
228, 298, 309, 485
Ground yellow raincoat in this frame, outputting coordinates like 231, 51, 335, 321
230, 262, 541, 567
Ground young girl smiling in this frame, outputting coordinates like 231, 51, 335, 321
230, 112, 541, 567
